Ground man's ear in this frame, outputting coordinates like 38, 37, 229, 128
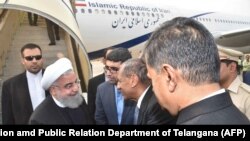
49, 87, 56, 97
21, 58, 25, 65
230, 62, 237, 72
162, 64, 177, 93
131, 74, 138, 88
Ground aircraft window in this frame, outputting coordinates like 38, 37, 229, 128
95, 9, 99, 14
126, 11, 129, 15
130, 11, 134, 16
108, 10, 112, 14
137, 12, 140, 16
88, 9, 92, 13
101, 9, 105, 14
114, 10, 118, 15
152, 13, 154, 17
81, 9, 85, 13
120, 11, 123, 15
156, 13, 159, 18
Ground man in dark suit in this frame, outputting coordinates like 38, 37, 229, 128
29, 58, 94, 124
87, 47, 113, 119
1, 43, 48, 124
95, 48, 136, 125
142, 17, 249, 124
117, 58, 176, 125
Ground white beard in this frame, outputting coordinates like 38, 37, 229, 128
57, 92, 83, 108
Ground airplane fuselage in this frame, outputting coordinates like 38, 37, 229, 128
75, 0, 250, 58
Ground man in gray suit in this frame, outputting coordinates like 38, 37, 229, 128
95, 48, 136, 125
117, 58, 176, 125
142, 17, 249, 124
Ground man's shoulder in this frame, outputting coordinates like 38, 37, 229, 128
89, 73, 105, 82
240, 82, 250, 94
33, 96, 53, 114
98, 81, 112, 88
3, 72, 25, 84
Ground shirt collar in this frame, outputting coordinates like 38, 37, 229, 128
26, 70, 43, 78
137, 86, 150, 109
227, 76, 241, 94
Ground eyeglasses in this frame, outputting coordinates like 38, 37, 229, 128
24, 55, 42, 61
104, 66, 119, 73
53, 79, 81, 90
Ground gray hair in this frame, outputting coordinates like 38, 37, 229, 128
143, 17, 220, 85
121, 58, 151, 86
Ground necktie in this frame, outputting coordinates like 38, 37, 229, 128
134, 106, 139, 125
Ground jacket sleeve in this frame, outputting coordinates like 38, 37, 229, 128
94, 85, 108, 125
1, 80, 15, 124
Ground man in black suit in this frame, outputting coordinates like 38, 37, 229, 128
142, 17, 249, 124
1, 43, 48, 124
87, 47, 113, 119
95, 48, 136, 125
117, 58, 176, 125
29, 58, 94, 124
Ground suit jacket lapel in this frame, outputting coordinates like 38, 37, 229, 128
137, 86, 153, 124
19, 72, 33, 113
108, 84, 119, 124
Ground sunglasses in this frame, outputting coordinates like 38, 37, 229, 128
24, 55, 42, 61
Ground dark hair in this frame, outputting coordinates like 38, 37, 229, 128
221, 59, 241, 74
103, 47, 114, 59
106, 47, 132, 63
143, 17, 220, 85
21, 43, 42, 57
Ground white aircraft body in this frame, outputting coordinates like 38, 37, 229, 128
74, 0, 250, 59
